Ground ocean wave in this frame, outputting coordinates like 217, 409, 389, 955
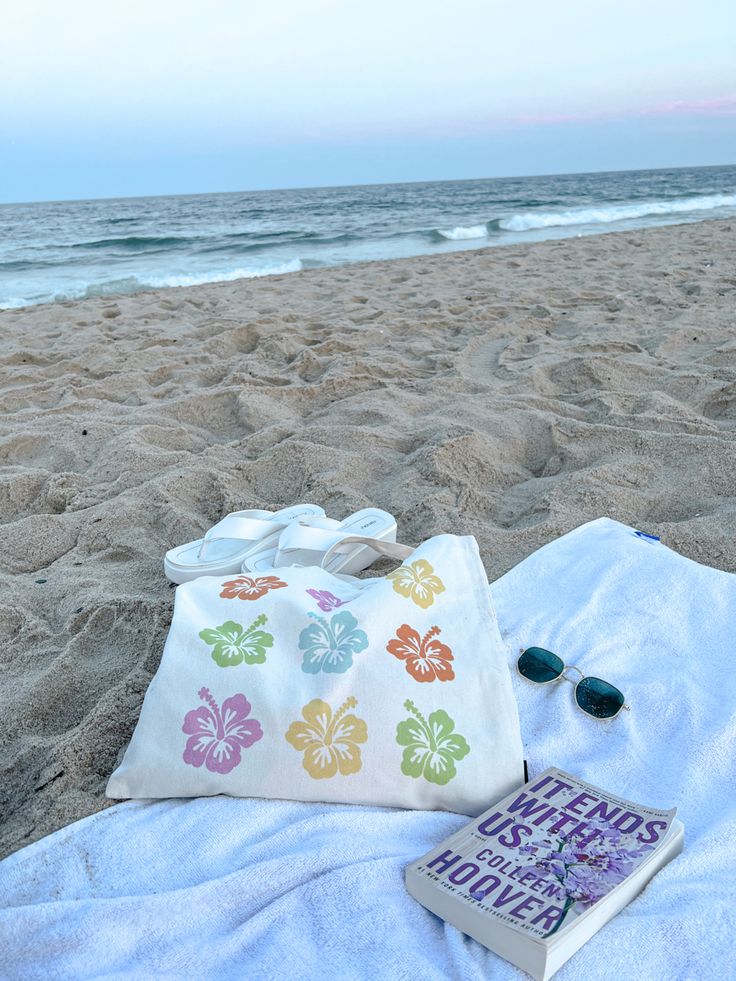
73, 260, 304, 296
499, 193, 736, 232
212, 230, 362, 255
70, 229, 364, 257
436, 224, 488, 241
0, 297, 32, 310
0, 260, 305, 309
0, 258, 65, 272
133, 260, 303, 289
72, 235, 194, 251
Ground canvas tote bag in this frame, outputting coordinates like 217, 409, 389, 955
107, 534, 524, 815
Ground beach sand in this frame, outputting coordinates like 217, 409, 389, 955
1, 218, 735, 858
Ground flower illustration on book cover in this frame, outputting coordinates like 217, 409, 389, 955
396, 699, 469, 784
198, 615, 274, 667
386, 624, 455, 682
386, 560, 445, 609
182, 687, 263, 773
298, 610, 369, 673
285, 697, 367, 779
219, 575, 287, 601
517, 820, 655, 935
306, 588, 347, 612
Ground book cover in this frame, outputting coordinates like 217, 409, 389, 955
406, 767, 681, 978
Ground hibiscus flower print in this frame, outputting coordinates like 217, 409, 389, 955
298, 611, 369, 674
386, 624, 455, 683
285, 696, 367, 779
198, 614, 273, 667
306, 588, 347, 612
219, 575, 287, 601
386, 559, 445, 609
396, 699, 469, 785
182, 687, 263, 774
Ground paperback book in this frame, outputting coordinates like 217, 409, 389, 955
406, 767, 683, 980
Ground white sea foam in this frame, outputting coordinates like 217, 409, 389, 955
0, 260, 304, 309
138, 260, 303, 289
0, 297, 31, 310
499, 193, 736, 232
437, 224, 488, 241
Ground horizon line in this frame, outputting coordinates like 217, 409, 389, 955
2, 161, 735, 208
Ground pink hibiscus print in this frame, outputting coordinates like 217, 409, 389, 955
306, 588, 347, 612
182, 687, 263, 774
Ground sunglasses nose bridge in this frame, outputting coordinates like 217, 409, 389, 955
562, 664, 584, 684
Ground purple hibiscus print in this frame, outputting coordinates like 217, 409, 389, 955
519, 820, 653, 936
182, 687, 263, 774
306, 588, 347, 612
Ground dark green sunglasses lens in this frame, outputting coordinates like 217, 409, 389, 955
575, 677, 625, 719
518, 647, 565, 683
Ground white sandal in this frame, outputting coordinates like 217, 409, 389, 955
163, 504, 325, 584
241, 508, 398, 576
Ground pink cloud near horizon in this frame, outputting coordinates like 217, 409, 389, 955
513, 95, 736, 127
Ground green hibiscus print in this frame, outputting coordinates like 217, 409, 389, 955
396, 699, 470, 785
198, 614, 273, 667
299, 611, 369, 674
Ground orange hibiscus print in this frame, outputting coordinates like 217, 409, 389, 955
386, 624, 455, 683
220, 575, 287, 601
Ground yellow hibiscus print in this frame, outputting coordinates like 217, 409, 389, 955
387, 559, 445, 609
285, 697, 367, 779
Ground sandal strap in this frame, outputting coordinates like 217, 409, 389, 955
198, 513, 280, 560
320, 535, 413, 570
275, 518, 349, 566
276, 516, 412, 571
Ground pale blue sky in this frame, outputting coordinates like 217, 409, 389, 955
1, 0, 734, 202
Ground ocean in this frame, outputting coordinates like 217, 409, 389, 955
1, 164, 734, 309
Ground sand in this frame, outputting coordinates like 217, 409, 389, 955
1, 218, 735, 858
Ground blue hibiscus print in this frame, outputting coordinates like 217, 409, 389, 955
299, 611, 369, 674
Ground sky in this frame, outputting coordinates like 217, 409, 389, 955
1, 0, 734, 203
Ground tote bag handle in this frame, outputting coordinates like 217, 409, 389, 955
321, 535, 414, 570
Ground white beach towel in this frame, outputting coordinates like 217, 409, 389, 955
1, 517, 734, 980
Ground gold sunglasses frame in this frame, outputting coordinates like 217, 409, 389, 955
517, 648, 631, 720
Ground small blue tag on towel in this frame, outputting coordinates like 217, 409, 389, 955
633, 530, 660, 542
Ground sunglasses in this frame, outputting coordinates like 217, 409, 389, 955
517, 647, 630, 720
